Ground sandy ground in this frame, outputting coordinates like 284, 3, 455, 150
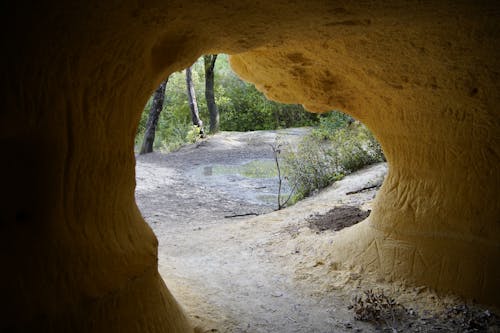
135, 130, 499, 333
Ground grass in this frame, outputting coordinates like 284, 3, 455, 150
211, 160, 278, 178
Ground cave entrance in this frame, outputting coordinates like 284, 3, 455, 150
133, 55, 387, 332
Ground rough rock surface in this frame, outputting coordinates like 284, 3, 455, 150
1, 1, 499, 332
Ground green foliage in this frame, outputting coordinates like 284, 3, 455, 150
215, 55, 319, 131
136, 66, 203, 152
218, 78, 318, 131
283, 111, 385, 203
135, 54, 320, 152
311, 111, 353, 140
186, 125, 201, 143
152, 95, 195, 152
135, 55, 386, 181
283, 136, 344, 203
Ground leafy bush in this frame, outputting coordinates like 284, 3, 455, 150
154, 122, 196, 152
186, 125, 202, 143
218, 77, 318, 131
283, 136, 344, 201
141, 103, 197, 152
311, 111, 353, 140
282, 111, 384, 202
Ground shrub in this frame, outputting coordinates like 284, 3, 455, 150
218, 82, 319, 131
311, 111, 353, 140
283, 136, 344, 202
282, 111, 384, 203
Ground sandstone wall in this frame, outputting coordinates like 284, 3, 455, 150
1, 1, 498, 332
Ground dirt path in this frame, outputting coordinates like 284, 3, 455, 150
135, 129, 383, 332
135, 129, 307, 227
135, 130, 497, 333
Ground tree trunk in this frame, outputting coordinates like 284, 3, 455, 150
204, 54, 219, 133
185, 66, 204, 136
139, 78, 169, 154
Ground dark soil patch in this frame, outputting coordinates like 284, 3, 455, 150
307, 205, 370, 232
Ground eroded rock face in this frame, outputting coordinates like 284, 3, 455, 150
1, 1, 498, 332
229, 3, 500, 305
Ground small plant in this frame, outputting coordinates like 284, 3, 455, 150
186, 125, 202, 143
270, 138, 296, 210
349, 289, 408, 332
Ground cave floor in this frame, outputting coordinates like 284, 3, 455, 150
135, 130, 498, 333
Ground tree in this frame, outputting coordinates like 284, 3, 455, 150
204, 54, 219, 133
185, 66, 204, 136
139, 78, 169, 154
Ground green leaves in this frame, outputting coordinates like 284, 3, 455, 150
135, 55, 356, 153
283, 114, 385, 202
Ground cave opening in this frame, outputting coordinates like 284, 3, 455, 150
132, 54, 391, 332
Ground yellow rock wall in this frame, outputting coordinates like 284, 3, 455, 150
1, 1, 498, 332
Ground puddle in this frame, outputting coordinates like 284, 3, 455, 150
190, 159, 291, 207
203, 160, 278, 179
256, 194, 280, 205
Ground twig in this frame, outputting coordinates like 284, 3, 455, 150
269, 142, 284, 209
224, 212, 260, 218
278, 182, 298, 209
346, 184, 380, 195
270, 139, 298, 210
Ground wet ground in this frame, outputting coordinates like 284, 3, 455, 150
135, 129, 306, 225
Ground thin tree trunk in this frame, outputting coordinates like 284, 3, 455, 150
139, 78, 168, 154
204, 54, 219, 133
185, 66, 204, 136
